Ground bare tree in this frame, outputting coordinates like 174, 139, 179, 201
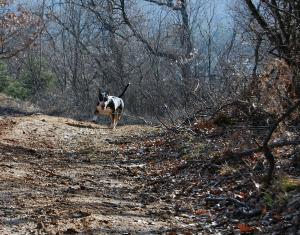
243, 0, 300, 96
231, 0, 300, 184
120, 0, 194, 81
0, 0, 44, 59
17, 0, 241, 120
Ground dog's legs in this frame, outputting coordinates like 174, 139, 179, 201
92, 114, 98, 123
117, 113, 122, 123
111, 114, 117, 129
114, 108, 123, 128
114, 114, 120, 127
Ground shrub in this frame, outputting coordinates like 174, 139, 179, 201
0, 63, 28, 99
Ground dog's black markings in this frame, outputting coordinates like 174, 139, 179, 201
93, 83, 130, 129
107, 100, 115, 110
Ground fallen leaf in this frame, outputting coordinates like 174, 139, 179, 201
273, 213, 282, 221
193, 209, 210, 215
238, 224, 256, 233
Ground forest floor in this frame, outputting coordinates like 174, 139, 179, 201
0, 106, 299, 234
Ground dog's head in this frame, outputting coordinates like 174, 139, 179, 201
98, 89, 109, 102
95, 89, 110, 111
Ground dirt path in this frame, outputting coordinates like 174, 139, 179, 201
0, 115, 195, 234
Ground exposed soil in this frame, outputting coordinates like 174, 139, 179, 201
0, 114, 299, 235
0, 115, 185, 235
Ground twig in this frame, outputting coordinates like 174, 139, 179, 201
229, 139, 300, 157
122, 113, 153, 125
205, 195, 248, 208
262, 100, 300, 184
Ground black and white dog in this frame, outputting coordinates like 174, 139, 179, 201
93, 83, 130, 129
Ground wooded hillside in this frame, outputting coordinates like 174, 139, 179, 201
0, 0, 299, 234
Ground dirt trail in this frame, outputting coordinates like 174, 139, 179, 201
0, 115, 192, 234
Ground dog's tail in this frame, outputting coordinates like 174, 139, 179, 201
118, 83, 130, 98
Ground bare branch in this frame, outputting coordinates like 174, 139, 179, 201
120, 0, 180, 61
263, 100, 300, 147
243, 0, 281, 46
228, 139, 300, 158
143, 0, 181, 10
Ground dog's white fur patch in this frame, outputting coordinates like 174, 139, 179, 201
93, 96, 124, 129
109, 96, 124, 111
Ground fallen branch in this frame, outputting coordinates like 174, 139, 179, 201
122, 113, 153, 125
236, 208, 262, 218
205, 195, 248, 208
228, 139, 300, 157
262, 100, 300, 184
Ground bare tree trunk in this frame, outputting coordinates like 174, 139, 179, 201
120, 0, 193, 81
107, 0, 126, 87
179, 0, 193, 80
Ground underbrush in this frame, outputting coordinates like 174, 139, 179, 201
0, 93, 39, 116
117, 121, 300, 234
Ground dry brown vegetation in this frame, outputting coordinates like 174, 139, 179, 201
0, 0, 300, 234
0, 93, 299, 234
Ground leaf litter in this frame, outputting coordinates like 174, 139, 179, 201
0, 114, 299, 234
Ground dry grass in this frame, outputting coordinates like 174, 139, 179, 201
0, 93, 39, 114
